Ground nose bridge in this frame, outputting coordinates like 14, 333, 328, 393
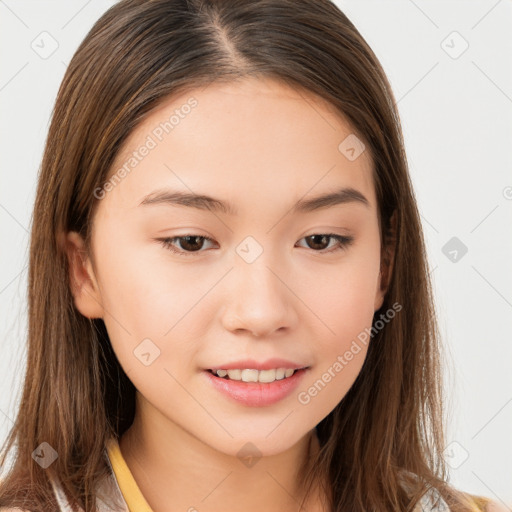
222, 236, 295, 335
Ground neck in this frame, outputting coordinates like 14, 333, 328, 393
119, 395, 327, 512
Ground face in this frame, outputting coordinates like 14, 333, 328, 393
65, 77, 390, 457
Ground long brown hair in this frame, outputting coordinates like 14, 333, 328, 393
0, 0, 491, 511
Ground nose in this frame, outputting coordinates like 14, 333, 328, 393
220, 253, 298, 338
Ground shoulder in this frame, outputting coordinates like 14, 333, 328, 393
463, 494, 511, 512
484, 500, 510, 512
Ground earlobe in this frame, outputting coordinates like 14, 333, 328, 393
374, 288, 385, 312
60, 231, 104, 319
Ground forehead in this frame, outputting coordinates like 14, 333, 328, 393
102, 76, 376, 216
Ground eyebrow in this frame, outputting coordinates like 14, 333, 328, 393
138, 186, 370, 215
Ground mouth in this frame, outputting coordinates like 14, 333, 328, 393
203, 366, 310, 407
205, 367, 309, 384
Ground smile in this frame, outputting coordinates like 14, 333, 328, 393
203, 367, 310, 407
208, 368, 304, 383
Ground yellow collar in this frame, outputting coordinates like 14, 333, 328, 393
106, 437, 154, 512
104, 437, 489, 512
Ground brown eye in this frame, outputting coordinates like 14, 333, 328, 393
158, 233, 354, 257
304, 234, 331, 250
297, 234, 354, 253
158, 235, 215, 256
175, 235, 206, 252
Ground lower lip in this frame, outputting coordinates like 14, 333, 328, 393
203, 368, 308, 407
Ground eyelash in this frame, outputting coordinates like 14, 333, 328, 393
157, 233, 354, 257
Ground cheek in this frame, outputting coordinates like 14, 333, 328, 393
92, 234, 203, 376
94, 231, 194, 326
296, 241, 380, 404
301, 242, 381, 343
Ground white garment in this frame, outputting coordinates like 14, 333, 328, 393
4, 451, 452, 512
48, 472, 451, 512
49, 449, 128, 512
415, 485, 451, 511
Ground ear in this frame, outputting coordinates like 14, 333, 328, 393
59, 231, 104, 319
374, 210, 397, 312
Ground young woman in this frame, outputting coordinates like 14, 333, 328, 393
0, 0, 506, 511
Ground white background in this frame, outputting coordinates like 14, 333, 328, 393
1, 0, 511, 507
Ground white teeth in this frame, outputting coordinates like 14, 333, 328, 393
241, 369, 259, 382
258, 369, 277, 383
275, 368, 286, 380
226, 369, 242, 380
212, 367, 301, 383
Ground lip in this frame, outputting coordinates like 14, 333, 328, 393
206, 358, 309, 371
203, 367, 309, 407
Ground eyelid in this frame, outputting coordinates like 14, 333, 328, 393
157, 235, 217, 256
156, 232, 354, 257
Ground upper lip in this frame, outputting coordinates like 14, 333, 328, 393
207, 358, 309, 372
